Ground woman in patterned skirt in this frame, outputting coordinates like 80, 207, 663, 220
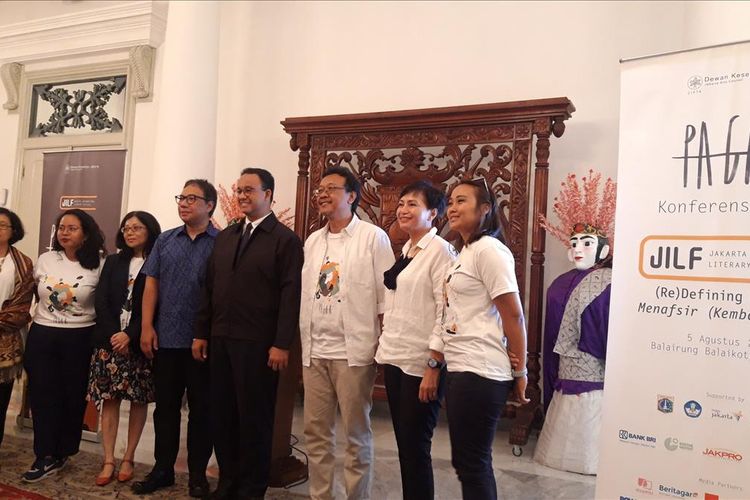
88, 211, 161, 486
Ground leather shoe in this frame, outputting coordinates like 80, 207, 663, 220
131, 469, 175, 495
210, 480, 236, 500
189, 477, 210, 498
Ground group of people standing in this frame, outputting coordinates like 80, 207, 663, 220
0, 164, 529, 500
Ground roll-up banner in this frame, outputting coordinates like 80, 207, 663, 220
597, 42, 750, 500
39, 150, 126, 256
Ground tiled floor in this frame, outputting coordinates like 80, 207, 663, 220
1, 383, 596, 499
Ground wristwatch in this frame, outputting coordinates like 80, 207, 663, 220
512, 368, 528, 378
427, 357, 445, 370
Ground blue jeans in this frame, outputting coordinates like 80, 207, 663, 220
445, 371, 512, 500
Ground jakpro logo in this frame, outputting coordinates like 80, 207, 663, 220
703, 448, 743, 462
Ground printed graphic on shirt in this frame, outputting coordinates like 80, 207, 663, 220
443, 264, 459, 335
43, 274, 85, 317
316, 257, 341, 314
120, 272, 137, 330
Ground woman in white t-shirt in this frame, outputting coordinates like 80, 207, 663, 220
22, 209, 106, 483
87, 211, 161, 486
375, 181, 456, 500
440, 179, 529, 500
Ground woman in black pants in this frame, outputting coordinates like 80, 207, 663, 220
375, 181, 456, 499
22, 209, 105, 482
440, 179, 529, 499
0, 208, 34, 449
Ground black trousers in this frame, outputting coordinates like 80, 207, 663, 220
153, 348, 212, 478
445, 371, 512, 500
0, 380, 14, 448
211, 337, 279, 498
24, 323, 93, 458
383, 364, 445, 500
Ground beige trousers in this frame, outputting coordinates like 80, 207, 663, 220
303, 359, 376, 500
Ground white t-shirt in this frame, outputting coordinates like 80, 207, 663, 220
33, 251, 104, 328
376, 229, 456, 377
120, 257, 145, 331
0, 253, 16, 306
442, 236, 519, 381
310, 231, 347, 359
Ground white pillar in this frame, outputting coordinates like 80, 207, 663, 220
148, 1, 220, 228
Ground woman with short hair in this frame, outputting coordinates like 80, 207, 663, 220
88, 211, 161, 486
22, 209, 106, 483
376, 180, 456, 500
0, 208, 34, 449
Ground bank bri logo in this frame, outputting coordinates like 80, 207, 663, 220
619, 429, 657, 447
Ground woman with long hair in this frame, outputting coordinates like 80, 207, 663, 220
440, 179, 529, 499
0, 208, 34, 449
88, 211, 161, 486
22, 209, 106, 482
375, 181, 456, 500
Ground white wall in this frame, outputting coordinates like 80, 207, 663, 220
212, 0, 685, 282
684, 1, 750, 48
1, 0, 749, 284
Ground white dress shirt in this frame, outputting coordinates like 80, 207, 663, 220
300, 215, 395, 367
441, 236, 519, 381
375, 228, 456, 377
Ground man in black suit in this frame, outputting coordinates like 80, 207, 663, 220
192, 167, 303, 500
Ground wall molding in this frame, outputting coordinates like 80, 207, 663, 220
0, 1, 167, 63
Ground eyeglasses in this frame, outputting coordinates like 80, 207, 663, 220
0, 224, 11, 231
470, 177, 491, 194
175, 194, 207, 205
121, 225, 146, 234
313, 185, 346, 197
57, 225, 81, 233
234, 187, 266, 196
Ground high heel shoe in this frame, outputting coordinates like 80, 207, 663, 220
117, 459, 134, 482
95, 462, 116, 486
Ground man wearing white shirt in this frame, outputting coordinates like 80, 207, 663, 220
300, 166, 395, 500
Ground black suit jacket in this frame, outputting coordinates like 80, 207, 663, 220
194, 212, 303, 349
92, 252, 146, 351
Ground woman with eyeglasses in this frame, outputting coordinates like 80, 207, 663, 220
375, 181, 456, 500
87, 211, 161, 486
0, 208, 34, 450
22, 209, 106, 483
440, 179, 529, 499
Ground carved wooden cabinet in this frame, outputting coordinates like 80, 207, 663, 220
282, 98, 574, 447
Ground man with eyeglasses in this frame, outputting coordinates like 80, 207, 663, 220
192, 167, 303, 500
132, 179, 218, 498
300, 166, 395, 500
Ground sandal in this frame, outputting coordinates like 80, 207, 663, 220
117, 459, 135, 483
95, 462, 116, 486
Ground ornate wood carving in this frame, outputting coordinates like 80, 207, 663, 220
283, 98, 575, 448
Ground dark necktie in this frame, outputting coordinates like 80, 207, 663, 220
239, 222, 253, 254
234, 222, 253, 266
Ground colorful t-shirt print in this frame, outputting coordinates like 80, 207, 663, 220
33, 251, 103, 327
43, 274, 85, 317
310, 231, 347, 359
